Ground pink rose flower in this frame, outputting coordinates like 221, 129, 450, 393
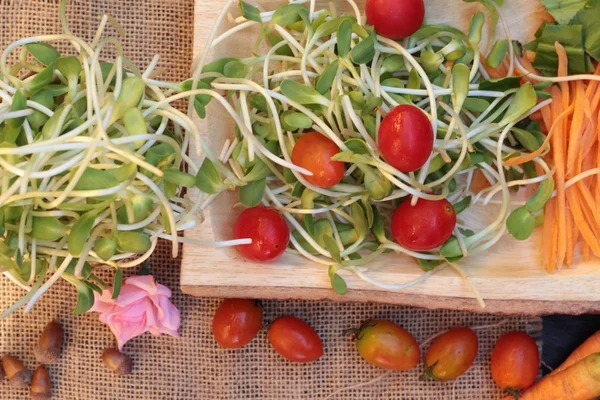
89, 275, 180, 350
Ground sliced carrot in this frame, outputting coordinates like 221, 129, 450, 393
583, 241, 591, 262
543, 198, 557, 272
567, 188, 600, 256
565, 209, 575, 266
469, 169, 491, 194
566, 82, 587, 175
551, 86, 568, 267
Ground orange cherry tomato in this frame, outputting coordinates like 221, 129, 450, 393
491, 331, 539, 391
291, 131, 344, 188
423, 327, 479, 381
353, 320, 420, 370
212, 299, 263, 349
268, 316, 323, 363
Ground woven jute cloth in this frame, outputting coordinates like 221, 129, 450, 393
0, 1, 542, 399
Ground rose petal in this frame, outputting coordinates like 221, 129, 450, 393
125, 275, 157, 293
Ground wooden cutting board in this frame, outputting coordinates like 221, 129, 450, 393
181, 0, 600, 315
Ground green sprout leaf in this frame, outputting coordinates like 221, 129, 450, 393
350, 36, 376, 65
195, 158, 224, 194
164, 168, 196, 188
467, 12, 486, 47
269, 3, 305, 27
280, 79, 329, 106
30, 217, 67, 242
111, 268, 123, 299
512, 128, 542, 152
506, 206, 536, 240
526, 178, 555, 213
337, 19, 352, 58
486, 40, 509, 68
381, 54, 405, 74
116, 231, 152, 254
223, 59, 248, 78
68, 211, 98, 256
239, 177, 266, 207
26, 42, 60, 66
72, 282, 95, 314
315, 60, 339, 95
282, 111, 313, 129
499, 83, 537, 126
94, 237, 117, 261
451, 63, 470, 109
417, 258, 443, 272
239, 1, 262, 22
56, 56, 82, 80
453, 196, 472, 215
323, 234, 342, 263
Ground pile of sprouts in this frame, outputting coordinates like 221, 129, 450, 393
0, 2, 248, 315
188, 0, 557, 302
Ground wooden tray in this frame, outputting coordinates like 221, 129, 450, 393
181, 0, 600, 315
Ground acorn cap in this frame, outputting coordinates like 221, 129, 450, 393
33, 346, 61, 365
10, 369, 33, 388
35, 320, 63, 365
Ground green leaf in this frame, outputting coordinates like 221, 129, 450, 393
350, 36, 376, 65
7, 89, 28, 129
524, 161, 537, 178
533, 24, 587, 74
417, 258, 443, 272
27, 89, 54, 131
26, 62, 55, 94
407, 67, 421, 100
541, 0, 587, 24
451, 63, 470, 108
269, 3, 305, 27
463, 98, 490, 113
486, 40, 509, 68
381, 55, 405, 75
440, 236, 464, 259
323, 234, 342, 263
370, 207, 387, 243
315, 60, 339, 95
266, 33, 294, 56
239, 1, 262, 22
506, 206, 536, 240
244, 158, 270, 182
282, 111, 313, 129
110, 76, 145, 125
74, 163, 137, 190
239, 178, 266, 207
329, 266, 347, 295
571, 0, 600, 61
30, 217, 67, 242
337, 19, 352, 58
280, 79, 329, 106
223, 59, 247, 78
26, 43, 60, 66
68, 211, 97, 256
116, 231, 152, 253
499, 83, 537, 126
164, 168, 196, 188
350, 202, 367, 234
360, 164, 392, 201
72, 282, 95, 314
512, 128, 542, 152
468, 12, 486, 47
420, 50, 444, 74
56, 56, 82, 80
195, 158, 224, 194
478, 77, 522, 91
526, 178, 555, 213
94, 237, 117, 261
345, 138, 370, 155
360, 196, 374, 229
453, 196, 472, 215
111, 268, 123, 299
314, 16, 355, 39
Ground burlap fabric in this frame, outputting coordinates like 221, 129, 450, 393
0, 1, 542, 399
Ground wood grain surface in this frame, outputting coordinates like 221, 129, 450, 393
182, 0, 600, 314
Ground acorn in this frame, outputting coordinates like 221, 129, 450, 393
34, 320, 64, 364
30, 366, 52, 400
2, 355, 32, 388
102, 348, 133, 375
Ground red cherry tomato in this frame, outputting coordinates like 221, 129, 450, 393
291, 131, 344, 188
423, 327, 479, 381
354, 320, 420, 370
233, 206, 289, 262
491, 331, 539, 390
378, 104, 434, 173
366, 0, 426, 40
212, 299, 263, 349
391, 197, 456, 251
268, 316, 323, 363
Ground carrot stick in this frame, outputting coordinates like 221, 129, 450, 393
565, 210, 575, 266
583, 241, 591, 262
504, 103, 574, 167
502, 353, 600, 400
552, 331, 600, 374
567, 189, 600, 256
550, 86, 567, 267
566, 82, 586, 175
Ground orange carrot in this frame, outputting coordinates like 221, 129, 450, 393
553, 331, 600, 374
501, 353, 600, 400
550, 86, 567, 268
583, 241, 591, 262
565, 210, 575, 266
469, 169, 491, 194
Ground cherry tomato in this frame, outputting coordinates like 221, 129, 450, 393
291, 131, 344, 188
423, 327, 478, 381
378, 104, 434, 173
491, 331, 539, 390
268, 316, 323, 363
366, 0, 425, 39
212, 299, 263, 349
353, 320, 420, 370
391, 197, 456, 251
233, 206, 289, 262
